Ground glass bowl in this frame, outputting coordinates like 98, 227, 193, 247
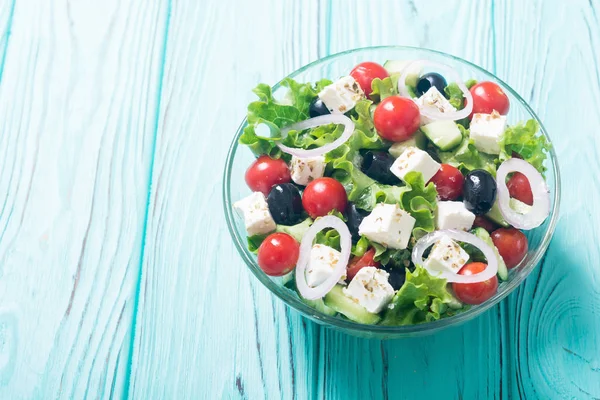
222, 46, 560, 339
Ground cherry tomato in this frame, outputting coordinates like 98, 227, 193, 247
473, 215, 498, 233
469, 81, 510, 116
245, 155, 291, 195
491, 228, 528, 269
350, 62, 389, 99
257, 233, 300, 276
373, 96, 421, 142
452, 262, 499, 305
429, 164, 464, 201
346, 248, 381, 281
507, 172, 533, 205
302, 177, 348, 219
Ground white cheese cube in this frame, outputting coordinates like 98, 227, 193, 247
318, 76, 365, 114
290, 155, 326, 186
233, 192, 276, 236
436, 201, 476, 231
358, 203, 416, 250
389, 136, 419, 158
389, 147, 440, 183
306, 244, 346, 288
343, 266, 395, 313
469, 111, 507, 154
424, 235, 470, 275
415, 86, 457, 124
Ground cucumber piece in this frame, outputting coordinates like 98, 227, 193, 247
486, 201, 510, 227
302, 297, 338, 316
421, 120, 463, 151
388, 130, 427, 158
324, 285, 381, 324
383, 60, 421, 87
509, 198, 532, 214
470, 227, 508, 281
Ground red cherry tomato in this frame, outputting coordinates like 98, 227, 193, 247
346, 248, 381, 282
507, 172, 533, 205
349, 62, 389, 99
429, 164, 464, 201
257, 233, 300, 276
469, 81, 510, 116
491, 228, 528, 269
473, 215, 498, 233
302, 177, 348, 219
452, 262, 499, 305
245, 155, 291, 195
373, 96, 421, 142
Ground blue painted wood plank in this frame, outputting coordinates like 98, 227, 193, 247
0, 0, 170, 397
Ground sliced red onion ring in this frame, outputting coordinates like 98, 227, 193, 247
276, 114, 355, 158
496, 158, 550, 230
397, 60, 474, 121
295, 215, 352, 300
412, 230, 498, 283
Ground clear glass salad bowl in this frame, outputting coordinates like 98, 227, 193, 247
222, 46, 560, 339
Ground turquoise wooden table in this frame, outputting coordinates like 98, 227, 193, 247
0, 0, 598, 398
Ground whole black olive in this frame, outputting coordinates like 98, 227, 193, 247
416, 72, 448, 97
346, 203, 369, 243
308, 97, 331, 117
463, 170, 497, 215
361, 151, 401, 185
267, 183, 303, 225
382, 266, 406, 291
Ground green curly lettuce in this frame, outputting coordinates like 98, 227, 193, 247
499, 119, 551, 173
444, 82, 465, 110
398, 171, 438, 239
246, 218, 313, 253
370, 76, 397, 102
437, 125, 497, 176
380, 265, 462, 326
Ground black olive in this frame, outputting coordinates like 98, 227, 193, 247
267, 183, 303, 225
463, 170, 497, 215
308, 97, 331, 118
382, 266, 406, 291
416, 72, 448, 97
361, 151, 401, 185
346, 203, 368, 243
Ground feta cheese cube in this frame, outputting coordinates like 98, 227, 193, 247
358, 203, 416, 250
389, 136, 420, 158
306, 244, 346, 287
436, 201, 476, 231
343, 266, 395, 313
415, 86, 457, 124
233, 192, 276, 236
318, 76, 365, 114
290, 155, 325, 185
424, 235, 470, 275
389, 147, 440, 183
469, 111, 507, 154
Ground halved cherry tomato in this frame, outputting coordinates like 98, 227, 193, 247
507, 172, 533, 205
452, 262, 498, 305
245, 155, 291, 195
429, 164, 464, 201
469, 81, 510, 116
257, 233, 300, 276
491, 228, 528, 269
302, 177, 348, 219
373, 96, 420, 142
346, 248, 381, 281
350, 62, 389, 99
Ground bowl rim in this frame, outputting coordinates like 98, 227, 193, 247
222, 45, 561, 335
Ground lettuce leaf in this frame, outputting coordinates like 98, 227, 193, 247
465, 79, 477, 89
398, 171, 438, 239
444, 82, 465, 110
276, 218, 313, 242
437, 125, 497, 176
370, 77, 397, 102
499, 119, 551, 173
380, 265, 461, 325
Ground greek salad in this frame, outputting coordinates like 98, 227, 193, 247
233, 59, 551, 326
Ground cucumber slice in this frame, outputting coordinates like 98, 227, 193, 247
323, 285, 381, 324
486, 201, 510, 227
421, 120, 463, 151
302, 297, 338, 316
470, 227, 508, 281
509, 198, 532, 214
388, 131, 427, 158
383, 60, 421, 87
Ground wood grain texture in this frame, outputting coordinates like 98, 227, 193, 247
0, 0, 169, 398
